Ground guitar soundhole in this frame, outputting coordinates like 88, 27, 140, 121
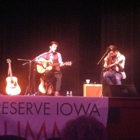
47, 62, 51, 67
10, 79, 17, 87
11, 80, 14, 84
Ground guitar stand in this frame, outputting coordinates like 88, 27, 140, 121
17, 58, 36, 96
24, 60, 36, 96
25, 86, 32, 96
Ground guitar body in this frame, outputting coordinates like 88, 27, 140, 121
103, 59, 123, 72
6, 76, 21, 95
36, 57, 72, 74
6, 59, 21, 95
36, 58, 53, 74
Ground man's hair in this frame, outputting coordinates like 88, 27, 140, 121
50, 41, 58, 46
108, 45, 118, 52
61, 115, 108, 140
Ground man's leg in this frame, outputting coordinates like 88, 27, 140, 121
44, 71, 54, 95
115, 72, 122, 85
54, 72, 62, 96
103, 71, 115, 85
102, 71, 115, 96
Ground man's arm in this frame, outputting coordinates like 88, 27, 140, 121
103, 56, 108, 68
57, 53, 63, 66
35, 52, 47, 60
116, 55, 125, 71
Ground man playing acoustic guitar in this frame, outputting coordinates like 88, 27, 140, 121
102, 45, 126, 95
35, 41, 63, 96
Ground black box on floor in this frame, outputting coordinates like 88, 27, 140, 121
104, 84, 138, 97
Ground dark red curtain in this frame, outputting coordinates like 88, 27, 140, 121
0, 3, 80, 95
1, 1, 140, 96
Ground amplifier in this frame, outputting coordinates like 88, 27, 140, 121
83, 84, 102, 97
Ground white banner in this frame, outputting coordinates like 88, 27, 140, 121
0, 96, 108, 140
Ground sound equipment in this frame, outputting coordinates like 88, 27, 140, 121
103, 84, 138, 97
83, 84, 102, 97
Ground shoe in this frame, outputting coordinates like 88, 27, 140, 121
54, 91, 60, 96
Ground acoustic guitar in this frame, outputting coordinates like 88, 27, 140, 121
6, 59, 21, 95
36, 57, 72, 74
103, 60, 122, 72
38, 75, 53, 95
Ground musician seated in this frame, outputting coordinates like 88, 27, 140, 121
102, 45, 126, 96
35, 41, 63, 96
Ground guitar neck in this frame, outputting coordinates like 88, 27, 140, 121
52, 62, 60, 66
9, 64, 12, 75
7, 60, 14, 81
107, 63, 116, 68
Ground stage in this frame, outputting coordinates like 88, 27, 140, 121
0, 95, 140, 140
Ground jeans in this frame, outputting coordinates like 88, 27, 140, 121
103, 71, 122, 85
45, 71, 62, 92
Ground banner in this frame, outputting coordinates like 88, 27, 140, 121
0, 96, 108, 140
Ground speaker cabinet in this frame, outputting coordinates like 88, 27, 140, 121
83, 84, 102, 97
103, 84, 138, 97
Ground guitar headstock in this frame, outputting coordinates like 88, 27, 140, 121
7, 58, 11, 63
64, 61, 72, 66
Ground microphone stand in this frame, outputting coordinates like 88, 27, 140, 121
97, 49, 109, 65
97, 49, 110, 96
17, 58, 35, 96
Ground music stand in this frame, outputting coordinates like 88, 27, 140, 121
17, 58, 35, 96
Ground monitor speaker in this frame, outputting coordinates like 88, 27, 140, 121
103, 84, 138, 97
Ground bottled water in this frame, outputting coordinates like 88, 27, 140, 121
66, 91, 69, 96
69, 91, 73, 96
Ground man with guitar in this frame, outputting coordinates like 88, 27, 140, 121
102, 45, 126, 95
35, 41, 63, 96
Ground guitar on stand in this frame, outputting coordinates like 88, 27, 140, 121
38, 75, 53, 95
6, 59, 21, 95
